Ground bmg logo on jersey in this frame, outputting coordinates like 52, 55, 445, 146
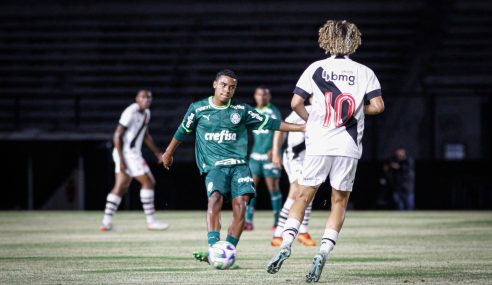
322, 70, 355, 85
204, 130, 237, 143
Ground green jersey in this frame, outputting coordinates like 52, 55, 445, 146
174, 96, 281, 174
250, 103, 283, 159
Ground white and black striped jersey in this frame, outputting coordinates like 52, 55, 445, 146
294, 55, 382, 159
118, 103, 150, 154
284, 105, 311, 160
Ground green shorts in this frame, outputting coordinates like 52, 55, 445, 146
249, 159, 281, 178
204, 164, 256, 201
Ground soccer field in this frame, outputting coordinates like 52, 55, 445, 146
0, 211, 491, 284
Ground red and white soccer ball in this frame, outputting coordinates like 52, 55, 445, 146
209, 241, 236, 269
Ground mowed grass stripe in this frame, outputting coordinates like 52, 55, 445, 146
0, 211, 491, 285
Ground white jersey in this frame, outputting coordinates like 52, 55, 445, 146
294, 55, 382, 159
118, 103, 150, 155
284, 105, 311, 160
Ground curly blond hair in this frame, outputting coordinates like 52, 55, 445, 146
318, 20, 361, 55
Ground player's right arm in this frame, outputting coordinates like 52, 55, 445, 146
271, 130, 286, 168
113, 125, 127, 171
292, 63, 314, 121
291, 94, 309, 121
114, 107, 134, 172
161, 104, 196, 170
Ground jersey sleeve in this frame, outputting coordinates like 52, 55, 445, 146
364, 69, 382, 104
293, 64, 314, 99
284, 111, 299, 124
245, 104, 281, 131
173, 104, 197, 141
118, 107, 133, 128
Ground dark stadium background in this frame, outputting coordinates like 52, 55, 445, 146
1, 0, 490, 211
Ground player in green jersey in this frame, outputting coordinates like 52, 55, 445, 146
245, 86, 283, 231
161, 69, 305, 264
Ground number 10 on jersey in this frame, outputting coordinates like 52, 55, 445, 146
323, 92, 356, 128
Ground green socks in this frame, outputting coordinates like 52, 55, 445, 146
208, 231, 220, 246
245, 197, 256, 223
270, 190, 283, 226
208, 232, 239, 247
226, 235, 239, 247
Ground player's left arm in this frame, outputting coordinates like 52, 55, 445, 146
245, 105, 305, 133
291, 94, 309, 121
364, 96, 385, 115
363, 70, 385, 115
144, 130, 162, 161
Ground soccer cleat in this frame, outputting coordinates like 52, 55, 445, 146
147, 220, 169, 231
271, 237, 282, 247
305, 254, 326, 283
266, 247, 291, 274
192, 250, 209, 264
244, 222, 254, 231
297, 232, 317, 246
99, 223, 113, 231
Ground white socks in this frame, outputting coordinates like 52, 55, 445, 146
274, 199, 314, 237
274, 198, 295, 237
320, 228, 339, 257
140, 189, 156, 224
102, 193, 122, 225
280, 218, 301, 248
299, 202, 313, 234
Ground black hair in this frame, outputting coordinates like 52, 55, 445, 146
215, 69, 237, 81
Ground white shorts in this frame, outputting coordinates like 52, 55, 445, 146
299, 155, 358, 191
112, 148, 151, 178
282, 151, 304, 183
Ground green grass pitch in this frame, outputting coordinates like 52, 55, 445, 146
1, 211, 491, 284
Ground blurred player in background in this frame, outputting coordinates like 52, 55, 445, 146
100, 90, 169, 231
270, 96, 316, 247
245, 86, 283, 231
161, 70, 304, 263
390, 147, 415, 210
267, 20, 385, 282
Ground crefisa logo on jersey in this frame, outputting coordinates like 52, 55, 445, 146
322, 69, 356, 85
204, 130, 237, 143
230, 112, 241, 124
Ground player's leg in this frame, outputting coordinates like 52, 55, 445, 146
267, 184, 318, 274
245, 160, 261, 230
281, 184, 318, 247
207, 191, 224, 245
305, 188, 349, 283
273, 180, 315, 246
100, 171, 131, 231
227, 194, 250, 247
134, 171, 168, 230
228, 164, 256, 246
193, 190, 225, 263
265, 174, 282, 229
306, 157, 357, 283
268, 155, 329, 274
272, 181, 298, 245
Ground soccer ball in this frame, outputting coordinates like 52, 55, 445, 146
209, 241, 236, 269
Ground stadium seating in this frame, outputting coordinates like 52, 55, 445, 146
0, 0, 490, 161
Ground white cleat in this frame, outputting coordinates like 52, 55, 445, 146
147, 220, 169, 231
